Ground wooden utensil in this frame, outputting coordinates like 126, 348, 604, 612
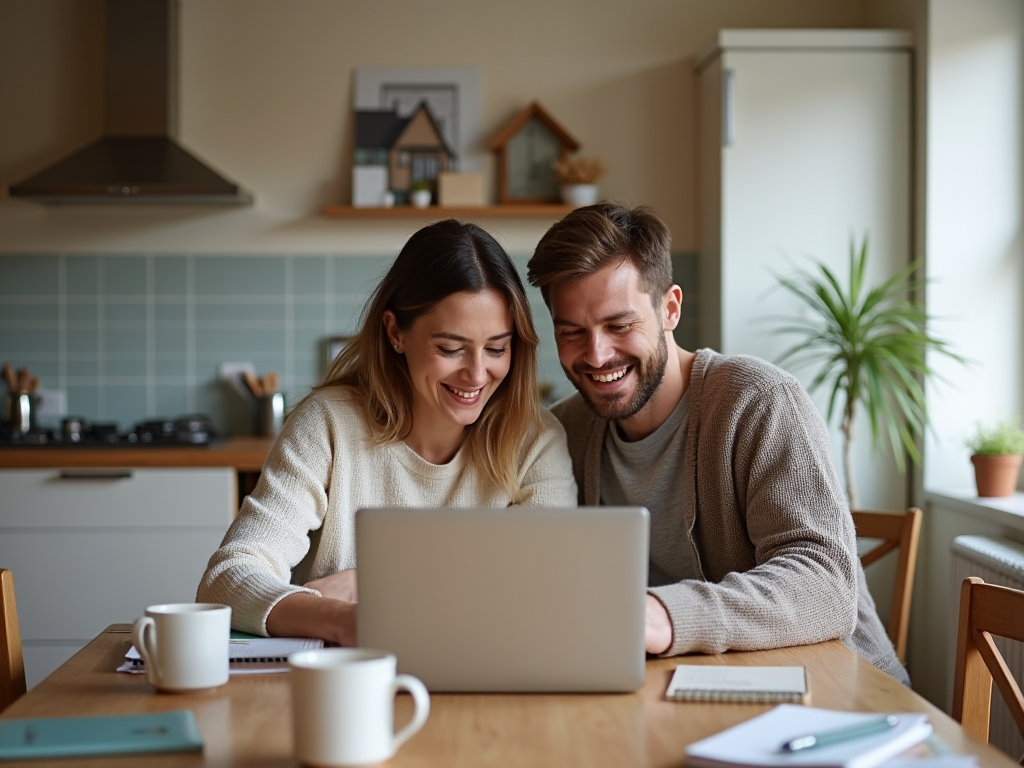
2, 362, 15, 391
241, 370, 263, 398
262, 371, 279, 394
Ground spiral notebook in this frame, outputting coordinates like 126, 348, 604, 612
119, 635, 323, 675
666, 665, 809, 703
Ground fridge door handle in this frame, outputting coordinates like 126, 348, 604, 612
722, 68, 735, 147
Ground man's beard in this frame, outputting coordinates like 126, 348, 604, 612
564, 332, 668, 421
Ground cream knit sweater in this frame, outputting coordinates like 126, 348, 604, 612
197, 386, 578, 635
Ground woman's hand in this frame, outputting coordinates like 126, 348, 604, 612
266, 592, 357, 646
304, 568, 358, 603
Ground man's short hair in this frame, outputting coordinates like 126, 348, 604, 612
527, 202, 673, 305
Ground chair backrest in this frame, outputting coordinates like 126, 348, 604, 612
851, 507, 922, 663
0, 568, 27, 712
952, 576, 1024, 746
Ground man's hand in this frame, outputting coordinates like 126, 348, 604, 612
645, 594, 672, 655
304, 568, 358, 603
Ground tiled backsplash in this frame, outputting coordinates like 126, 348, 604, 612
0, 252, 698, 436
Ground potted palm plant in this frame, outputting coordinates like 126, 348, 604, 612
769, 236, 964, 509
965, 416, 1024, 497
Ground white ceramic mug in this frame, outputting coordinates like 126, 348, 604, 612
132, 603, 231, 692
290, 648, 430, 767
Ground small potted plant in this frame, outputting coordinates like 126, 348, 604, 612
409, 180, 432, 209
965, 415, 1024, 497
552, 154, 606, 206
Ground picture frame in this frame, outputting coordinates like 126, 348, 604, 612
325, 336, 353, 371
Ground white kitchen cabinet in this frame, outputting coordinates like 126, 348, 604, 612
696, 29, 912, 510
0, 467, 235, 689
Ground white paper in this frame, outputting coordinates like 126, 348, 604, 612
685, 705, 933, 768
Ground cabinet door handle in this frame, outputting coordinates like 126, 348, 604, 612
57, 470, 134, 481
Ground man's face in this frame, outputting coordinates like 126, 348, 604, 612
549, 261, 669, 421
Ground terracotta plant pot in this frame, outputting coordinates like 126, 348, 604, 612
970, 453, 1023, 497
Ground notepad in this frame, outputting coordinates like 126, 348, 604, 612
684, 705, 933, 768
0, 710, 203, 760
118, 636, 324, 675
666, 665, 809, 703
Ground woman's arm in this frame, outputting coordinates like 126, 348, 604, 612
266, 592, 357, 646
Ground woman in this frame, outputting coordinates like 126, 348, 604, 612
197, 220, 577, 645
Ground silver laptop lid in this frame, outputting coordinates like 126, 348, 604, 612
355, 506, 649, 693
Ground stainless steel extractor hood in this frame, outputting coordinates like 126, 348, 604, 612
9, 0, 252, 205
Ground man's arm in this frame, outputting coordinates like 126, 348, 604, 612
652, 370, 859, 656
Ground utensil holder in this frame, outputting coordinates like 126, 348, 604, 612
256, 392, 286, 437
2, 392, 36, 433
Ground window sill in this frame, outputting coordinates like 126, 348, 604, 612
925, 488, 1024, 533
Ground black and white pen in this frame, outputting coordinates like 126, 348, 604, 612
781, 715, 900, 753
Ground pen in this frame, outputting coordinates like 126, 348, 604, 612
781, 715, 899, 752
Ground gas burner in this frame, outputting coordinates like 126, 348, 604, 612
0, 414, 221, 448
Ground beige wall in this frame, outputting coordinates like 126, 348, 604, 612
0, 0, 872, 254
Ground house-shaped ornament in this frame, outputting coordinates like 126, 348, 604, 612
489, 101, 580, 204
352, 101, 456, 206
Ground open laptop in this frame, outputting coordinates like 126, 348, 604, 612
355, 506, 649, 693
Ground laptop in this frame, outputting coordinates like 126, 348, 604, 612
355, 505, 650, 693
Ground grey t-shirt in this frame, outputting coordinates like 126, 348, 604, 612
600, 392, 696, 587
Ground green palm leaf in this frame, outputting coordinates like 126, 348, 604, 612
768, 235, 965, 507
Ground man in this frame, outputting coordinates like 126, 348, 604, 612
527, 202, 907, 684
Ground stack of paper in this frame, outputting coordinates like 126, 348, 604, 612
685, 705, 933, 768
666, 665, 808, 703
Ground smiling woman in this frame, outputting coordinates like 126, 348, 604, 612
195, 219, 578, 646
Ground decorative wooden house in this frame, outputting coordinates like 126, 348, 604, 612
353, 101, 456, 205
489, 101, 580, 204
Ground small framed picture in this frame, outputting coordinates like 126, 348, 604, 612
325, 336, 353, 371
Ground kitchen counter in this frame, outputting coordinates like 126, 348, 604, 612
0, 437, 273, 471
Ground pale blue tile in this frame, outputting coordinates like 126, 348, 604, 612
0, 301, 59, 325
65, 386, 101, 419
106, 356, 148, 377
194, 326, 288, 359
154, 256, 188, 295
195, 301, 286, 325
67, 357, 101, 377
155, 301, 187, 324
154, 386, 190, 418
102, 257, 148, 296
67, 327, 100, 352
293, 256, 328, 295
100, 385, 148, 423
66, 256, 100, 296
195, 256, 286, 295
0, 255, 59, 296
155, 355, 189, 378
155, 328, 187, 354
332, 256, 388, 296
67, 300, 100, 323
103, 326, 148, 355
104, 302, 148, 324
0, 328, 59, 356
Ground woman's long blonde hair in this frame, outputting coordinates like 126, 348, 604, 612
317, 219, 541, 502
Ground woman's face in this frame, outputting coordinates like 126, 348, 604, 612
385, 289, 514, 434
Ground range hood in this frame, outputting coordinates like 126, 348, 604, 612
9, 0, 252, 205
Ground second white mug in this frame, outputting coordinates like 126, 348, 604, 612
132, 602, 231, 693
290, 647, 430, 767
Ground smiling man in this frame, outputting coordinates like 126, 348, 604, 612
527, 202, 908, 684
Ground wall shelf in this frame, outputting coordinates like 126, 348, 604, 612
322, 204, 576, 219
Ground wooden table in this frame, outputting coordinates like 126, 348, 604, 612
1, 625, 1017, 768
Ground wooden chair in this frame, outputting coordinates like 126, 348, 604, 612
0, 568, 27, 712
851, 507, 922, 663
952, 576, 1024, 747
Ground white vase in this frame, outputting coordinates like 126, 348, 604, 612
410, 189, 432, 208
560, 184, 599, 206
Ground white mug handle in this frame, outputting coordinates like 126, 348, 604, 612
391, 673, 430, 751
132, 616, 161, 687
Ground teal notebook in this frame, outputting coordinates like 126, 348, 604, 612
0, 710, 203, 760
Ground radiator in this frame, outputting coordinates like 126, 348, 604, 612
951, 535, 1024, 760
